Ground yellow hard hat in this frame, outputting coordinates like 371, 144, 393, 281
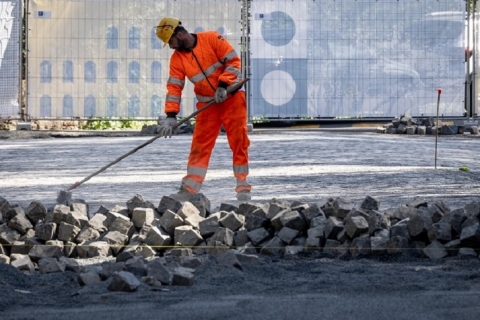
155, 17, 181, 47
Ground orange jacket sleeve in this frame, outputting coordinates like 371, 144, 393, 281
165, 53, 185, 115
211, 33, 241, 88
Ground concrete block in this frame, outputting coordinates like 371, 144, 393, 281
370, 236, 388, 255
25, 201, 47, 224
427, 223, 451, 243
407, 211, 433, 239
304, 237, 320, 249
210, 227, 235, 247
184, 213, 205, 230
247, 227, 270, 246
7, 214, 33, 235
245, 214, 268, 231
99, 261, 125, 280
440, 208, 467, 237
158, 196, 182, 215
78, 271, 102, 286
406, 125, 417, 135
285, 245, 304, 256
280, 210, 307, 231
11, 241, 30, 255
166, 248, 192, 257
367, 211, 390, 235
144, 226, 171, 248
29, 244, 63, 262
65, 211, 89, 229
76, 226, 101, 244
390, 219, 410, 239
423, 240, 448, 260
10, 254, 35, 272
334, 197, 355, 219
132, 207, 155, 229
158, 209, 184, 235
233, 229, 249, 248
16, 122, 32, 131
219, 212, 244, 231
417, 126, 426, 135
259, 236, 285, 256
0, 254, 10, 264
459, 221, 480, 248
386, 236, 409, 254
174, 225, 203, 247
88, 213, 108, 232
171, 267, 195, 286
188, 193, 211, 218
34, 221, 57, 241
103, 231, 128, 255
38, 257, 66, 274
278, 227, 299, 244
134, 245, 156, 259
324, 216, 344, 239
57, 222, 81, 242
59, 257, 84, 273
217, 249, 243, 270
458, 247, 478, 259
344, 215, 369, 239
177, 202, 200, 220
350, 237, 371, 257
198, 215, 219, 238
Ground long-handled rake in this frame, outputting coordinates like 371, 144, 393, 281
57, 78, 249, 203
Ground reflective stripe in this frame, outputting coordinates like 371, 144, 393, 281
221, 50, 237, 63
167, 76, 185, 87
187, 166, 207, 177
190, 72, 205, 84
190, 61, 223, 84
182, 177, 202, 192
225, 66, 240, 76
166, 94, 181, 103
196, 94, 215, 102
203, 61, 223, 77
236, 179, 250, 187
233, 165, 249, 174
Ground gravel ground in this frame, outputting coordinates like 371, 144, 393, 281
1, 128, 480, 319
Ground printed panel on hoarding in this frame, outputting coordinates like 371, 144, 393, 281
27, 0, 242, 118
0, 0, 20, 117
250, 0, 467, 118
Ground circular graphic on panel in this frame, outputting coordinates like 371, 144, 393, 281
261, 70, 296, 106
261, 11, 296, 47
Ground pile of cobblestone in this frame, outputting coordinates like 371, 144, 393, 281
1, 193, 479, 292
378, 114, 479, 135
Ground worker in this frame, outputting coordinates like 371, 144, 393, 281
155, 17, 251, 202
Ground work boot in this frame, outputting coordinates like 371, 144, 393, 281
236, 190, 251, 201
169, 186, 194, 202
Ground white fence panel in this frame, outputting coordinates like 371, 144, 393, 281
0, 0, 21, 118
249, 0, 467, 118
27, 0, 242, 119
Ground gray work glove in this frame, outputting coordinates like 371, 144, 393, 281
158, 117, 177, 138
214, 87, 227, 103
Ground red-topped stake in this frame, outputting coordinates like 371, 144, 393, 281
434, 88, 442, 169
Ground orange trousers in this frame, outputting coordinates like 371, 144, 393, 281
181, 91, 251, 194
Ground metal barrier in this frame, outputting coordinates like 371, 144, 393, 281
15, 0, 480, 121
0, 0, 21, 119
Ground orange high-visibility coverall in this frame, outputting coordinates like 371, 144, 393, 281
164, 31, 251, 194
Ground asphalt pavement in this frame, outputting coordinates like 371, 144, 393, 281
1, 128, 480, 320
1, 128, 480, 212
